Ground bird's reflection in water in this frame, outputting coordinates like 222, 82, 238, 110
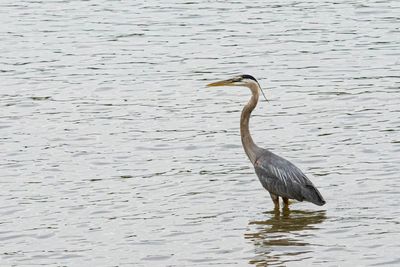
245, 209, 326, 266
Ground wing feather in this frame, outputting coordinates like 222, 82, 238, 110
254, 150, 325, 205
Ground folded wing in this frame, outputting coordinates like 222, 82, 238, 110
254, 150, 325, 206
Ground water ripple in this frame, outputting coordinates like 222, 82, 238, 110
1, 0, 399, 266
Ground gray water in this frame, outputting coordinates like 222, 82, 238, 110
1, 0, 400, 266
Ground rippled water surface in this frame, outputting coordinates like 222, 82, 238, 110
1, 0, 400, 266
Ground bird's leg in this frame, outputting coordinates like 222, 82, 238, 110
283, 197, 290, 209
269, 193, 279, 210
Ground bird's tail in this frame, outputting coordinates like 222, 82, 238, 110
302, 184, 326, 206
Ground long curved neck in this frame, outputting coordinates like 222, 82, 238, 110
240, 83, 260, 164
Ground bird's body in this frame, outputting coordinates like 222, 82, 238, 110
207, 74, 325, 209
254, 149, 325, 207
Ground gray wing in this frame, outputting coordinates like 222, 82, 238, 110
254, 150, 325, 206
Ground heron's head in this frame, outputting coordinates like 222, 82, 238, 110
207, 74, 259, 87
207, 74, 268, 101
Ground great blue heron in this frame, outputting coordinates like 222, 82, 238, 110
207, 74, 325, 209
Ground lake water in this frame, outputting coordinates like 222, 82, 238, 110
1, 0, 399, 266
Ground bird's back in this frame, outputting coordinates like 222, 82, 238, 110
253, 149, 325, 206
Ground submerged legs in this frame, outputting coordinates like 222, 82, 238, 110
269, 193, 279, 210
283, 197, 290, 210
270, 194, 290, 210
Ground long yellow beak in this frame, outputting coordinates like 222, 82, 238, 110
206, 79, 235, 87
